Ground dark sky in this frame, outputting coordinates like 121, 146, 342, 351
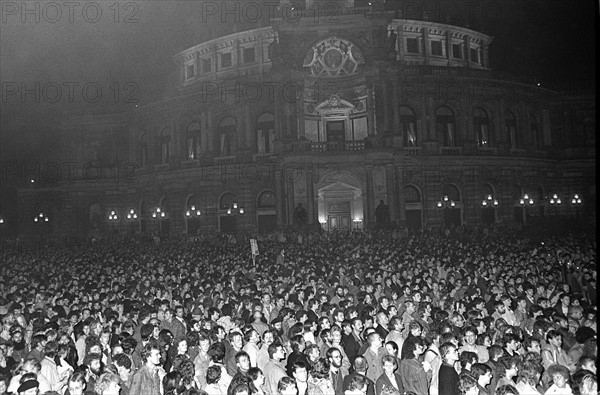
0, 0, 596, 162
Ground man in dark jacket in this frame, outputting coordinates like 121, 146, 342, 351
439, 342, 460, 395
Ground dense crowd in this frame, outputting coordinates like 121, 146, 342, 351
0, 224, 596, 395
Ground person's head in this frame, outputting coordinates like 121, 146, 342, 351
326, 347, 343, 369
385, 341, 399, 357
400, 336, 426, 360
440, 342, 459, 364
291, 360, 309, 383
83, 352, 103, 376
17, 378, 39, 395
142, 340, 162, 367
95, 372, 121, 395
579, 373, 597, 395
381, 354, 398, 375
366, 331, 382, 350
162, 371, 183, 395
498, 356, 518, 379
248, 367, 265, 388
277, 376, 297, 395
207, 342, 226, 363
206, 365, 221, 385
458, 374, 479, 395
67, 372, 88, 395
353, 356, 368, 374
546, 330, 563, 348
235, 351, 251, 372
268, 341, 286, 361
347, 374, 368, 394
310, 358, 331, 380
577, 356, 597, 374
523, 337, 541, 354
547, 364, 570, 388
516, 360, 543, 387
471, 363, 493, 387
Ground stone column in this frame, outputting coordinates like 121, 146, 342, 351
367, 85, 375, 136
365, 166, 375, 224
385, 164, 396, 222
396, 165, 406, 225
275, 170, 285, 227
306, 166, 315, 224
285, 166, 295, 225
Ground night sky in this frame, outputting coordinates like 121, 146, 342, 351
0, 0, 596, 164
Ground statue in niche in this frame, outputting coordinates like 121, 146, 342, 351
293, 203, 308, 225
375, 199, 390, 227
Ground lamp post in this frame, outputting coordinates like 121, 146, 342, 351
33, 212, 49, 238
126, 208, 138, 233
548, 194, 562, 216
152, 207, 167, 234
185, 205, 202, 234
107, 210, 119, 233
571, 194, 582, 220
518, 194, 534, 225
481, 194, 499, 223
436, 195, 457, 228
227, 202, 245, 231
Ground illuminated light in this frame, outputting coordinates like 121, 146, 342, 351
233, 202, 238, 209
523, 194, 529, 200
152, 212, 157, 218
577, 199, 582, 204
239, 208, 245, 214
519, 199, 525, 205
493, 200, 499, 206
127, 214, 132, 219
487, 195, 493, 200
437, 201, 443, 208
133, 214, 138, 219
482, 200, 488, 206
443, 196, 449, 202
550, 199, 555, 204
191, 205, 195, 211
0, 219, 3, 224
556, 199, 561, 204
39, 213, 44, 217
160, 212, 165, 218
450, 201, 456, 207
186, 211, 191, 217
227, 208, 232, 215
156, 207, 161, 213
552, 194, 558, 199
130, 209, 134, 214
34, 217, 39, 222
528, 199, 534, 205
571, 199, 576, 204
30, 179, 35, 183
44, 217, 49, 222
574, 194, 579, 199
111, 210, 115, 215
196, 210, 201, 216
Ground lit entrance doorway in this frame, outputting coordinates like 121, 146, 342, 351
317, 172, 364, 231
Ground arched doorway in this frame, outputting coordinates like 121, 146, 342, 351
404, 185, 422, 230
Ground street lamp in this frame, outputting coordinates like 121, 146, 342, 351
571, 194, 582, 220
548, 194, 562, 216
227, 202, 245, 229
33, 212, 49, 223
126, 208, 138, 220
518, 194, 534, 225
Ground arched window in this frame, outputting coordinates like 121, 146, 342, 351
219, 192, 236, 210
436, 106, 456, 147
399, 106, 417, 147
530, 113, 543, 148
256, 113, 275, 154
474, 108, 491, 147
442, 184, 461, 202
505, 111, 518, 149
218, 117, 236, 157
258, 190, 276, 208
160, 128, 171, 164
186, 122, 201, 160
404, 185, 421, 203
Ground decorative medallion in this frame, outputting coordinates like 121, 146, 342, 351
303, 36, 364, 77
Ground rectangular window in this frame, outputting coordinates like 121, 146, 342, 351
431, 41, 443, 56
221, 52, 232, 68
243, 47, 256, 64
202, 58, 211, 73
406, 38, 419, 54
452, 44, 462, 59
186, 64, 195, 79
470, 48, 479, 63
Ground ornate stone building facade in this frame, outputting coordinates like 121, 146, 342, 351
16, 3, 595, 238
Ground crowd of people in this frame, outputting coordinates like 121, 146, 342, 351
0, 223, 596, 395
